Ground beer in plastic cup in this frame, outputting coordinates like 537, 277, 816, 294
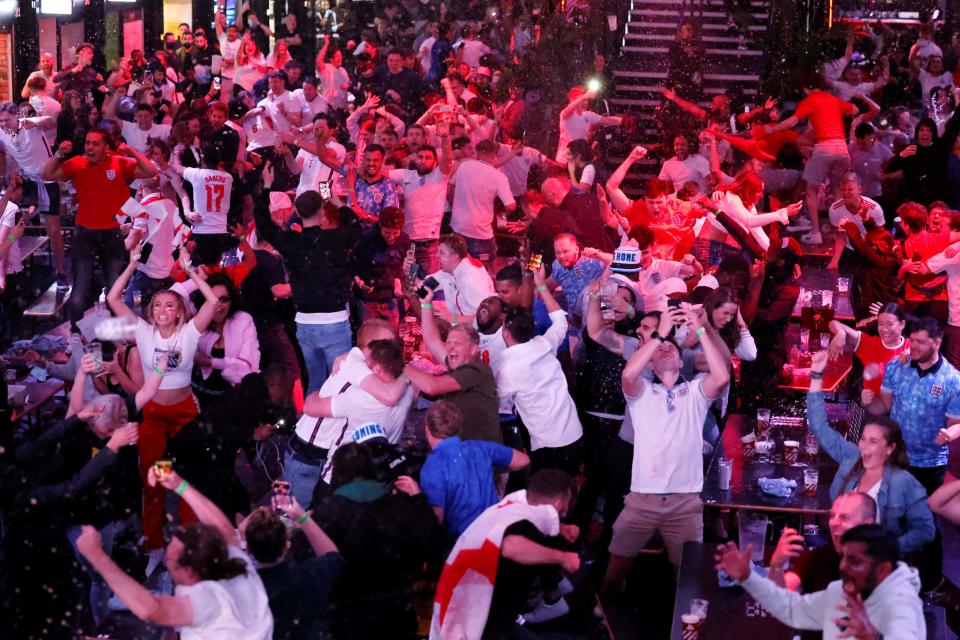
783, 440, 800, 465
804, 468, 819, 497
741, 433, 755, 458
681, 613, 703, 640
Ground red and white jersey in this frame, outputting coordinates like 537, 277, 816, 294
183, 168, 233, 235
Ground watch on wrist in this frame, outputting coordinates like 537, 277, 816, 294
810, 370, 825, 380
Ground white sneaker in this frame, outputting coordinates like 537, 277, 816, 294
800, 231, 823, 245
557, 576, 574, 596
786, 218, 812, 232
523, 597, 570, 624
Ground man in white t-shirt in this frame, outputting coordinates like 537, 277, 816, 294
388, 122, 453, 273
417, 22, 439, 77
76, 469, 273, 640
428, 233, 496, 323
449, 139, 516, 263
556, 86, 622, 163
176, 146, 234, 263
658, 135, 710, 193
215, 14, 242, 99
294, 77, 329, 123
124, 179, 177, 311
257, 72, 305, 136
498, 268, 583, 475
118, 104, 173, 154
826, 173, 885, 271
601, 305, 729, 593
0, 104, 67, 286
286, 113, 346, 198
458, 28, 492, 70
285, 326, 414, 503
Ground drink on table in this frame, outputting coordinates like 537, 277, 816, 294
837, 276, 850, 294
756, 408, 771, 436
783, 440, 799, 465
741, 433, 755, 459
804, 468, 819, 497
681, 613, 703, 640
755, 434, 774, 463
717, 458, 732, 490
804, 432, 819, 460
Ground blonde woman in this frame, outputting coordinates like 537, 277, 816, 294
107, 246, 219, 557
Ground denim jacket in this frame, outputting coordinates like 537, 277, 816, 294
806, 391, 935, 554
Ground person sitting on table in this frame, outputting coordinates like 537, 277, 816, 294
808, 350, 935, 555
715, 524, 926, 639
767, 492, 877, 593
402, 283, 500, 444
826, 302, 909, 400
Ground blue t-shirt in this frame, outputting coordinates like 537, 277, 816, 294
550, 257, 605, 321
420, 436, 515, 538
881, 356, 960, 467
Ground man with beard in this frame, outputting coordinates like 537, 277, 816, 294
716, 524, 925, 638
388, 122, 452, 272
767, 492, 877, 593
345, 144, 401, 226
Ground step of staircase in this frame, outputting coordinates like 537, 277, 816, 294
610, 1, 772, 198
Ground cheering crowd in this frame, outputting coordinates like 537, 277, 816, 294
5, 3, 960, 639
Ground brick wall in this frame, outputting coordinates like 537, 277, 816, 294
0, 31, 10, 103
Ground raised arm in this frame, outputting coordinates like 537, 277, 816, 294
180, 252, 220, 333
686, 306, 731, 399
808, 351, 861, 464
273, 496, 339, 556
585, 283, 628, 355
107, 252, 139, 318
75, 526, 195, 627
417, 286, 449, 363
661, 87, 707, 120
118, 143, 158, 180
623, 309, 678, 397
151, 468, 239, 546
41, 140, 72, 182
559, 91, 594, 120
605, 146, 645, 213
534, 266, 567, 351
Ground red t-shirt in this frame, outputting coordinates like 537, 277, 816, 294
855, 333, 910, 394
61, 154, 138, 229
903, 231, 951, 302
793, 91, 857, 143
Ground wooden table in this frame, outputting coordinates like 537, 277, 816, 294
11, 379, 64, 422
701, 415, 839, 515
777, 324, 853, 393
669, 541, 797, 639
791, 267, 855, 322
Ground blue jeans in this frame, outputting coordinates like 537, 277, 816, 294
123, 269, 171, 316
283, 446, 325, 507
66, 520, 125, 626
70, 227, 127, 324
296, 319, 353, 394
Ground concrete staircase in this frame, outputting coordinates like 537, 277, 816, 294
610, 0, 772, 196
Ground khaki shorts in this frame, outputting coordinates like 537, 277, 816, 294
801, 140, 850, 188
608, 492, 704, 567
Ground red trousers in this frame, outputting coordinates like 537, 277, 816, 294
138, 395, 199, 550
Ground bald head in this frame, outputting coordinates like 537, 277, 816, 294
541, 178, 567, 208
358, 319, 397, 348
829, 492, 878, 550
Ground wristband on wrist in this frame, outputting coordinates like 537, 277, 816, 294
452, 314, 459, 325
537, 284, 547, 293
421, 302, 433, 309
296, 513, 310, 524
6, 234, 15, 242
175, 480, 189, 495
695, 326, 706, 339
153, 366, 164, 376
810, 371, 825, 380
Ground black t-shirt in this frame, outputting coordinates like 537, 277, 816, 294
484, 520, 547, 638
258, 553, 342, 639
575, 333, 629, 415
791, 543, 840, 594
243, 249, 291, 326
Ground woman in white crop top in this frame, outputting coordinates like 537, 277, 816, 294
107, 247, 219, 552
